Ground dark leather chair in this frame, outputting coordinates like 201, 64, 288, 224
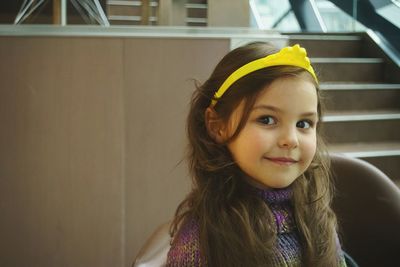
331, 153, 400, 267
133, 153, 400, 267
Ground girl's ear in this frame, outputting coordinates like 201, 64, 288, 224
205, 107, 227, 143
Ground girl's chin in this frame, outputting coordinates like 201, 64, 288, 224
242, 175, 296, 190
242, 176, 271, 190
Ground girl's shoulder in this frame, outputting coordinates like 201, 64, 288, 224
166, 217, 204, 266
334, 230, 348, 267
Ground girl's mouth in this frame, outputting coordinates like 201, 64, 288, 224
264, 157, 298, 165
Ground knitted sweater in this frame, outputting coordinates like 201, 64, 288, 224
166, 186, 347, 266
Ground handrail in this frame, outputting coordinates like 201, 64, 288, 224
249, 0, 265, 29
328, 0, 400, 52
367, 29, 400, 68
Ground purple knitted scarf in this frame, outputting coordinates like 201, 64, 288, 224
166, 186, 347, 266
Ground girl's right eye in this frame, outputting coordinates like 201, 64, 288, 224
257, 116, 276, 125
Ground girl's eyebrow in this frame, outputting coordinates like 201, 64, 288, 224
252, 104, 318, 117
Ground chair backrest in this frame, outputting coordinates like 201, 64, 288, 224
133, 154, 400, 267
133, 221, 171, 267
330, 153, 400, 267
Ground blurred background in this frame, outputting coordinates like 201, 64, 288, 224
0, 1, 399, 266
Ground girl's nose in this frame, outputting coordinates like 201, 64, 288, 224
278, 127, 299, 149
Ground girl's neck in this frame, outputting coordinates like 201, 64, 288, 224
242, 175, 271, 191
243, 177, 293, 204
254, 186, 293, 204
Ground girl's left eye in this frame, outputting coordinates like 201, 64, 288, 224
296, 120, 313, 129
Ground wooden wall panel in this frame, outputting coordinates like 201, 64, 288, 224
123, 38, 229, 265
0, 37, 125, 267
0, 35, 229, 266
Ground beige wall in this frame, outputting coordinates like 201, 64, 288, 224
0, 36, 229, 267
158, 0, 186, 26
208, 0, 250, 27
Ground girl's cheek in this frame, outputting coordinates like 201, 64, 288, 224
303, 135, 317, 157
252, 128, 271, 145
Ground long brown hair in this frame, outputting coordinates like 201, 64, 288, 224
170, 42, 340, 266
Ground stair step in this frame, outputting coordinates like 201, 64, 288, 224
188, 0, 207, 4
323, 110, 400, 122
108, 3, 157, 16
108, 15, 157, 22
321, 117, 400, 143
312, 58, 383, 64
289, 35, 362, 41
320, 83, 400, 90
288, 35, 363, 57
107, 0, 158, 24
328, 142, 400, 157
313, 59, 384, 82
321, 84, 400, 111
186, 18, 207, 23
108, 6, 144, 17
108, 0, 158, 6
328, 142, 400, 181
187, 7, 207, 19
186, 3, 207, 9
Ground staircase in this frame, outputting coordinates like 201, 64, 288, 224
287, 33, 400, 187
106, 0, 159, 25
186, 0, 207, 26
106, 0, 207, 26
86, 1, 400, 186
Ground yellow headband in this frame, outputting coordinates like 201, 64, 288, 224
210, 44, 318, 107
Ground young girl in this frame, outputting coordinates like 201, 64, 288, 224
167, 42, 347, 266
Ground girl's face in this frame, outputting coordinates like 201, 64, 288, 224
226, 75, 318, 189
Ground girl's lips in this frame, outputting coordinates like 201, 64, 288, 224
264, 157, 299, 165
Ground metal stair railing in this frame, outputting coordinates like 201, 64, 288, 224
14, 0, 110, 26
